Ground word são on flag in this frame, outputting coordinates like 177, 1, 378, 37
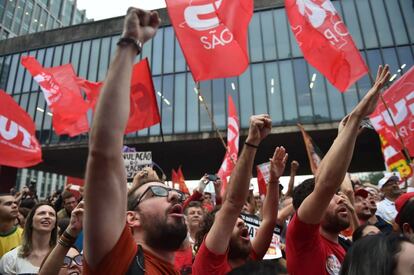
285, 0, 368, 92
0, 90, 42, 168
166, 0, 253, 81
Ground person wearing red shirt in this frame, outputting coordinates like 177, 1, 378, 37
286, 65, 390, 275
82, 8, 187, 275
192, 117, 288, 275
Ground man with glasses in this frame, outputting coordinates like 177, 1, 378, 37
82, 7, 187, 275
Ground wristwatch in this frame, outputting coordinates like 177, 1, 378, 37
117, 37, 142, 55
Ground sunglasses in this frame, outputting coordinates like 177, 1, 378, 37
62, 254, 82, 267
132, 185, 185, 210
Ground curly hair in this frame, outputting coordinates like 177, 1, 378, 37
194, 206, 221, 254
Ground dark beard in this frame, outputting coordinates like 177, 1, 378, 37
141, 213, 188, 251
228, 238, 251, 261
322, 213, 350, 233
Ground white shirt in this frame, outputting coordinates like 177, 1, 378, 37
376, 198, 397, 224
0, 246, 39, 275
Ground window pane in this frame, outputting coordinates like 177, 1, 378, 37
400, 0, 414, 43
161, 75, 173, 134
212, 79, 225, 129
265, 62, 283, 124
326, 80, 345, 121
308, 68, 329, 122
384, 1, 408, 45
260, 11, 277, 61
98, 37, 111, 81
163, 27, 174, 74
369, 0, 393, 47
248, 13, 263, 62
274, 9, 290, 59
152, 29, 164, 75
251, 64, 268, 115
187, 74, 199, 133
355, 0, 378, 48
293, 59, 312, 121
174, 73, 186, 133
88, 39, 101, 81
78, 40, 91, 78
175, 37, 186, 72
341, 0, 363, 49
149, 76, 161, 135
238, 67, 253, 128
280, 60, 297, 122
199, 81, 212, 131
6, 54, 20, 94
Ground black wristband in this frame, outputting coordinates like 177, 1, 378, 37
117, 37, 142, 55
244, 142, 259, 149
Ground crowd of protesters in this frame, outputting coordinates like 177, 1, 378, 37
0, 7, 414, 275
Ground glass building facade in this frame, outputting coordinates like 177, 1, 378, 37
0, 0, 89, 40
0, 0, 413, 190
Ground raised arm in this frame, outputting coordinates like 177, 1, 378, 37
298, 65, 390, 224
285, 160, 299, 198
252, 147, 288, 258
39, 202, 84, 275
83, 8, 160, 268
205, 115, 271, 254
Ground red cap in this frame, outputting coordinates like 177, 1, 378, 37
395, 192, 414, 224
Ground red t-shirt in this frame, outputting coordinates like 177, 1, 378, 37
192, 240, 258, 275
286, 214, 345, 275
84, 225, 179, 275
174, 245, 193, 274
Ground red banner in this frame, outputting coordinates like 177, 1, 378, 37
379, 134, 413, 180
297, 124, 322, 175
0, 90, 42, 168
370, 66, 414, 157
21, 56, 90, 137
285, 0, 368, 92
166, 0, 253, 81
217, 96, 239, 193
172, 167, 190, 194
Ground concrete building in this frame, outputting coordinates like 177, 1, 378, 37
0, 0, 413, 196
0, 0, 90, 40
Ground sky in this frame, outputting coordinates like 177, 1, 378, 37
76, 0, 166, 21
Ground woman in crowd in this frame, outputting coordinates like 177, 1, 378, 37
39, 201, 84, 275
340, 233, 414, 275
0, 203, 58, 274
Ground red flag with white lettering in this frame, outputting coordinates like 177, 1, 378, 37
21, 56, 90, 137
166, 0, 253, 81
370, 65, 414, 157
0, 90, 42, 167
285, 0, 368, 92
217, 96, 239, 193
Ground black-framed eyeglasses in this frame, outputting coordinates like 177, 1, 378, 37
62, 254, 82, 267
132, 185, 185, 210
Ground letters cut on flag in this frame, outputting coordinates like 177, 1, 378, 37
166, 0, 253, 81
0, 90, 42, 168
21, 56, 90, 137
217, 95, 239, 194
370, 65, 414, 157
285, 0, 368, 92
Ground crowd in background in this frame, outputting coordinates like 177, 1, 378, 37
0, 7, 414, 275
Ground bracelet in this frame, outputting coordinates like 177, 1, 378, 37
63, 230, 76, 242
58, 238, 72, 248
117, 37, 142, 55
244, 142, 259, 149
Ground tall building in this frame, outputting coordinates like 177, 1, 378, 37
0, 0, 413, 197
0, 0, 90, 40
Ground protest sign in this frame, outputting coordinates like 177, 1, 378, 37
123, 151, 152, 179
240, 213, 283, 259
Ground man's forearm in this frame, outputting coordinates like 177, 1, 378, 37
262, 181, 278, 223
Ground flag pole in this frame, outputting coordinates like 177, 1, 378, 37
368, 72, 411, 163
196, 82, 236, 165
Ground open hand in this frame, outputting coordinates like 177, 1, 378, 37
269, 146, 288, 182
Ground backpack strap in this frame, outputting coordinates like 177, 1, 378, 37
125, 244, 145, 275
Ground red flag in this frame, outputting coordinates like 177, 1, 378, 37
256, 162, 270, 196
166, 0, 253, 81
217, 96, 239, 193
172, 167, 189, 194
297, 124, 323, 175
0, 90, 42, 167
379, 134, 413, 180
127, 59, 161, 133
21, 56, 90, 137
286, 0, 368, 92
370, 66, 414, 156
66, 176, 85, 200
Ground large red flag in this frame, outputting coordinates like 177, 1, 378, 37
285, 0, 368, 92
166, 0, 253, 81
127, 59, 161, 133
0, 90, 42, 167
172, 167, 190, 194
370, 66, 414, 157
217, 96, 239, 193
21, 56, 90, 137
